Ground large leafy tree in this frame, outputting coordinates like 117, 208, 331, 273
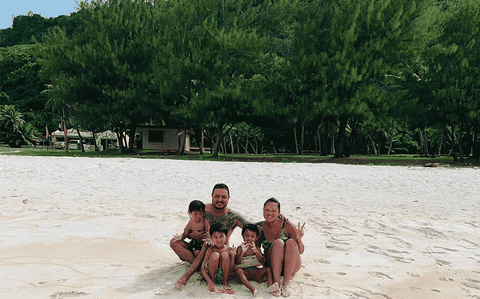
40, 0, 170, 154
289, 0, 439, 157
0, 12, 84, 47
425, 0, 480, 161
156, 0, 275, 157
0, 44, 58, 131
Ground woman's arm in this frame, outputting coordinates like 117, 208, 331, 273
285, 220, 305, 254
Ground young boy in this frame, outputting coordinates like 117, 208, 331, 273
201, 223, 235, 294
173, 200, 210, 258
235, 224, 275, 296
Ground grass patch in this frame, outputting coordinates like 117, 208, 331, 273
1, 147, 479, 167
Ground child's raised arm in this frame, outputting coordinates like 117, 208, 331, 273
252, 243, 265, 264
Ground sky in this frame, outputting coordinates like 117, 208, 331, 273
1, 0, 79, 30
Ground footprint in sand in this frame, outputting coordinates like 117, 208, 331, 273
314, 258, 331, 264
369, 271, 393, 280
50, 291, 89, 298
367, 245, 414, 263
456, 239, 480, 249
435, 259, 452, 266
462, 278, 480, 290
433, 246, 458, 252
325, 241, 349, 251
417, 227, 447, 239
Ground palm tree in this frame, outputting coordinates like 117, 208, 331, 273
0, 105, 38, 147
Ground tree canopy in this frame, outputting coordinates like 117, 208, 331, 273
2, 0, 480, 159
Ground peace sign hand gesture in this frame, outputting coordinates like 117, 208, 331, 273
296, 222, 306, 240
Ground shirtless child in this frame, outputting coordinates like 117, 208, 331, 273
201, 223, 235, 294
173, 200, 210, 258
235, 224, 275, 296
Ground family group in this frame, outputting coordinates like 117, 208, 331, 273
170, 183, 305, 297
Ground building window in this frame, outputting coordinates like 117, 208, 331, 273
148, 130, 164, 143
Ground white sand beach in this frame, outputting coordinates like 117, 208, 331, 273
1, 155, 479, 299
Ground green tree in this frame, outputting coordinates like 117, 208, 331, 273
0, 105, 38, 147
40, 0, 170, 154
156, 0, 273, 157
0, 44, 57, 131
426, 0, 480, 162
290, 0, 439, 157
0, 12, 84, 47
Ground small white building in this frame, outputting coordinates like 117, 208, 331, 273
136, 126, 190, 152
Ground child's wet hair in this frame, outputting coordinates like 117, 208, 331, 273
242, 224, 259, 236
188, 200, 205, 213
209, 223, 228, 236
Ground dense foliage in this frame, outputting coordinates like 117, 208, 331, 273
1, 0, 480, 160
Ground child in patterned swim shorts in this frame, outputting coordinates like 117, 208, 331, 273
235, 224, 276, 296
173, 200, 210, 257
201, 223, 235, 294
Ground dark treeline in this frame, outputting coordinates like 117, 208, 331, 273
1, 0, 479, 161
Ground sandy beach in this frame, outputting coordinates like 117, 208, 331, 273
1, 155, 479, 299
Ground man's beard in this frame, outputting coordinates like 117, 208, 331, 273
213, 203, 225, 210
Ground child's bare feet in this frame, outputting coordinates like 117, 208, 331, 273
281, 285, 291, 297
175, 275, 188, 290
207, 282, 216, 292
222, 283, 234, 294
266, 282, 280, 297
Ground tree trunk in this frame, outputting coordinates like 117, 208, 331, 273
73, 122, 85, 152
458, 123, 464, 163
387, 136, 394, 155
92, 130, 99, 151
229, 131, 234, 154
345, 120, 358, 157
199, 126, 205, 155
116, 125, 126, 154
293, 119, 299, 154
335, 116, 347, 158
212, 124, 234, 158
438, 130, 443, 155
448, 125, 458, 162
236, 133, 240, 154
300, 118, 306, 155
321, 120, 328, 156
384, 129, 393, 155
128, 121, 136, 154
473, 128, 480, 159
179, 125, 187, 155
331, 124, 336, 155
368, 133, 378, 155
423, 128, 429, 157
212, 125, 224, 158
